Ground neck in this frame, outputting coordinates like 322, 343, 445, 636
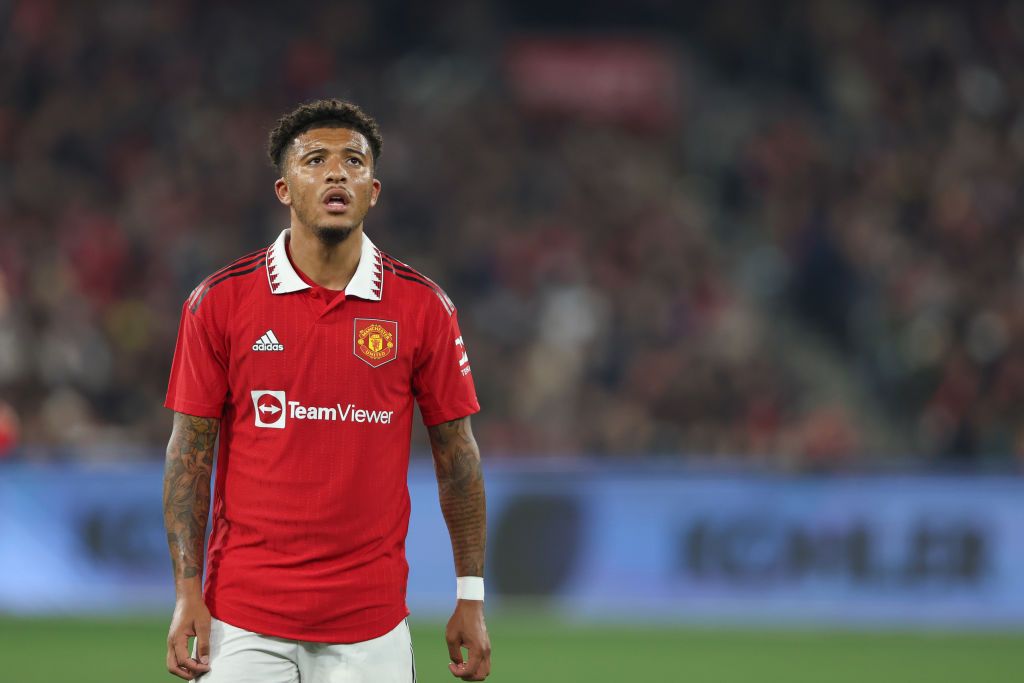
288, 221, 363, 290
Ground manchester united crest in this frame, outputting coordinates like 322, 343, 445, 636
354, 318, 398, 367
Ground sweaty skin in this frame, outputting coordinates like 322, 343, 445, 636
163, 412, 219, 680
429, 416, 492, 681
273, 127, 381, 290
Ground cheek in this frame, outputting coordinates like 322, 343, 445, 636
289, 173, 319, 202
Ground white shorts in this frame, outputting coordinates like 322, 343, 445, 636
192, 617, 416, 683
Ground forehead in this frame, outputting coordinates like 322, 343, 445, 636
290, 126, 370, 155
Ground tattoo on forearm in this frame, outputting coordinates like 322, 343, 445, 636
429, 417, 487, 577
163, 412, 219, 582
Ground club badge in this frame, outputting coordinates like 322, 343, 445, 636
354, 318, 398, 367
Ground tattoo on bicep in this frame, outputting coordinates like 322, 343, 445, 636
429, 417, 487, 576
163, 412, 219, 580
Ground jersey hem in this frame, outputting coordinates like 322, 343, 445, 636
421, 403, 480, 428
209, 602, 411, 644
164, 396, 224, 419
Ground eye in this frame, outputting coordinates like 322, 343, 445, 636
347, 157, 363, 166
308, 156, 323, 165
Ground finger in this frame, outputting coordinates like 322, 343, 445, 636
458, 644, 482, 680
462, 640, 491, 681
173, 634, 210, 677
166, 646, 192, 680
447, 637, 463, 664
195, 618, 212, 666
475, 647, 491, 680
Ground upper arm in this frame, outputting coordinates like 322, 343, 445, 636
427, 415, 479, 469
167, 412, 221, 463
428, 415, 475, 448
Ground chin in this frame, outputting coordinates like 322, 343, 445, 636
312, 225, 356, 246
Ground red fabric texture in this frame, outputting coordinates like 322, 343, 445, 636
165, 238, 479, 643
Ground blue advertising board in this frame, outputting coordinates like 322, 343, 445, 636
1, 460, 1022, 628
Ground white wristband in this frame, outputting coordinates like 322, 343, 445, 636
457, 576, 485, 601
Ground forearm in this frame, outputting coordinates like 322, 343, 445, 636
429, 417, 487, 576
163, 412, 219, 597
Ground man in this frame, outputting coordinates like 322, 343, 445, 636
163, 99, 490, 682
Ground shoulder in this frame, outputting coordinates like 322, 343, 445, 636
186, 245, 270, 314
379, 250, 456, 318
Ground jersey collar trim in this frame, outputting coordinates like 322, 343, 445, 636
265, 229, 383, 301
345, 231, 384, 301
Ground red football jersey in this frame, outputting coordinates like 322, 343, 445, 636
165, 229, 479, 643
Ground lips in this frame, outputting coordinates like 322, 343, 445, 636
322, 188, 351, 213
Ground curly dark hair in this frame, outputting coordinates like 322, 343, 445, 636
267, 99, 383, 171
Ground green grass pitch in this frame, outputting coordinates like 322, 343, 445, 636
0, 614, 1020, 682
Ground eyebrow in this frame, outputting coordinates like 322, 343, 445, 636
298, 146, 367, 160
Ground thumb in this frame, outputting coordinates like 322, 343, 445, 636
195, 619, 212, 665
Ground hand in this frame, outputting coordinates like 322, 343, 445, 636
166, 594, 212, 680
445, 599, 491, 681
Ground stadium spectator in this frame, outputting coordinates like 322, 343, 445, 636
1, 0, 1021, 467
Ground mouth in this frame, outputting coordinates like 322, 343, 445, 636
322, 188, 351, 214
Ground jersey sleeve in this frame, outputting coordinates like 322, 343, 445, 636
164, 299, 229, 418
412, 305, 481, 427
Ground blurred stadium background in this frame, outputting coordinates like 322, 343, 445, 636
1, 0, 1023, 681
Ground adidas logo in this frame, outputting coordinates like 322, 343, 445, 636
252, 329, 284, 352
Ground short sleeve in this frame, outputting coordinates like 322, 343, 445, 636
412, 307, 480, 427
164, 300, 229, 418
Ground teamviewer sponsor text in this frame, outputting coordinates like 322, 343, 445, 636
288, 401, 394, 424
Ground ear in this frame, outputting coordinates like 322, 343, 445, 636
274, 177, 291, 206
369, 178, 382, 208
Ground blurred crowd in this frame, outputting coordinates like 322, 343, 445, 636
1, 0, 1022, 467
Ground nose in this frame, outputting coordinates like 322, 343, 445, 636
324, 158, 347, 183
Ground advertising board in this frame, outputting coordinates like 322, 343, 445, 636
2, 461, 1021, 627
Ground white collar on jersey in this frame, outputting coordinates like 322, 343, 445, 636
265, 228, 383, 301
